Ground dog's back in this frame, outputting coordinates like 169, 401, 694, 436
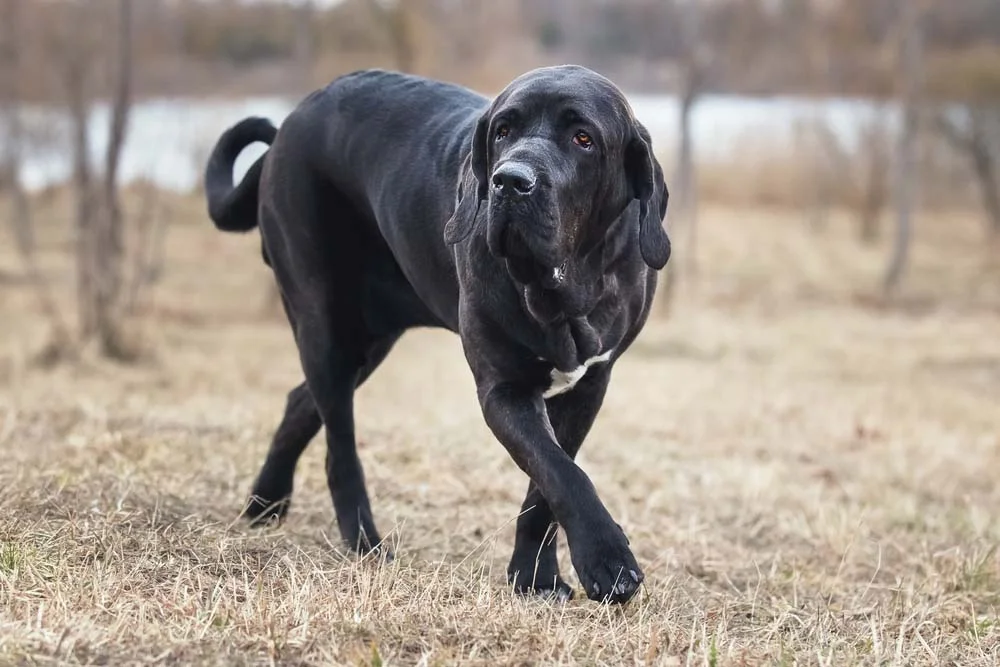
273, 69, 487, 221
206, 68, 489, 247
249, 70, 491, 326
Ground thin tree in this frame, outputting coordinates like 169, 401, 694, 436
0, 0, 72, 355
364, 0, 417, 73
94, 0, 135, 357
657, 0, 709, 314
857, 109, 892, 244
675, 0, 707, 280
57, 0, 137, 357
293, 0, 315, 87
59, 0, 99, 338
883, 0, 924, 298
936, 109, 1000, 239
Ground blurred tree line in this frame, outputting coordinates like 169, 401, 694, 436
3, 0, 999, 102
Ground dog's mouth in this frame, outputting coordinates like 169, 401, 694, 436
495, 224, 568, 290
488, 208, 567, 290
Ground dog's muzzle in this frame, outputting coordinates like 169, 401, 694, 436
487, 162, 564, 277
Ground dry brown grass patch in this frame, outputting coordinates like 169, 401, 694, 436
1, 191, 999, 665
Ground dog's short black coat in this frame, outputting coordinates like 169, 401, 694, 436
204, 65, 670, 604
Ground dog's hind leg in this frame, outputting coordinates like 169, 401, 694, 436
244, 381, 321, 525
253, 125, 395, 556
506, 366, 611, 601
296, 321, 391, 556
243, 287, 321, 525
244, 335, 401, 529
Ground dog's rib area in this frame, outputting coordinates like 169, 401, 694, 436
543, 349, 613, 398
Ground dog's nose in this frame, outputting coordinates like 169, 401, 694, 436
492, 163, 536, 197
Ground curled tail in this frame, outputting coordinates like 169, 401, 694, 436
204, 116, 278, 232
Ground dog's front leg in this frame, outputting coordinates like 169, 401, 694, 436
476, 380, 644, 603
506, 366, 611, 601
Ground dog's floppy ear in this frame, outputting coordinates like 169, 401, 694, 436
444, 111, 490, 245
625, 126, 671, 270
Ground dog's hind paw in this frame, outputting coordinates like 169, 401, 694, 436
355, 538, 395, 564
241, 494, 290, 527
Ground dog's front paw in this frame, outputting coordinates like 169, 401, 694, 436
569, 528, 644, 604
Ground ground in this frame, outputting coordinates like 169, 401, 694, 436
1, 191, 999, 665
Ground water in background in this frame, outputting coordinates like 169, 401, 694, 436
13, 92, 897, 194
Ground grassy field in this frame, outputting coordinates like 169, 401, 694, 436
1, 190, 999, 665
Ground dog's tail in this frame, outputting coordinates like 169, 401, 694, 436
204, 116, 278, 232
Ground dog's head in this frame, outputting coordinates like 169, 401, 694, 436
444, 65, 670, 287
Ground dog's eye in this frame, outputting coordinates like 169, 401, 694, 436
573, 131, 594, 149
495, 125, 510, 142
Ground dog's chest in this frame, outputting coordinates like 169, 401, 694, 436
542, 349, 614, 398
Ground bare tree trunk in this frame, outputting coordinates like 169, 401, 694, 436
2, 140, 73, 358
659, 0, 707, 314
858, 109, 890, 244
389, 8, 415, 73
938, 109, 1000, 238
0, 0, 72, 355
0, 0, 26, 251
146, 199, 170, 282
292, 0, 315, 92
124, 182, 162, 317
94, 0, 134, 358
805, 116, 851, 233
676, 80, 698, 278
656, 80, 696, 315
365, 0, 416, 73
961, 111, 1000, 238
973, 143, 1000, 237
61, 0, 135, 356
293, 0, 315, 67
677, 0, 705, 282
63, 23, 98, 339
883, 2, 923, 298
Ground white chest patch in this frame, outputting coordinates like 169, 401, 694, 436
542, 349, 614, 399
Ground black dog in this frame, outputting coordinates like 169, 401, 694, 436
204, 65, 670, 604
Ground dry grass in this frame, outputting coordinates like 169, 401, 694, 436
1, 190, 999, 666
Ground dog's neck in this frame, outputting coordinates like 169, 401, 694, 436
520, 225, 630, 372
